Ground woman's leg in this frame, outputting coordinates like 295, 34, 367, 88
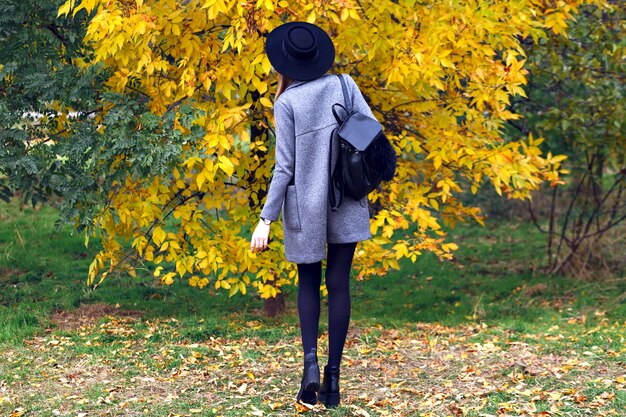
296, 260, 322, 356
325, 241, 357, 367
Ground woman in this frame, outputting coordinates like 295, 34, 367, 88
249, 21, 377, 408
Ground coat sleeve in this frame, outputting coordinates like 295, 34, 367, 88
346, 74, 377, 120
259, 100, 296, 222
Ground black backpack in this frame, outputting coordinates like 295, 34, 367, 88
328, 74, 397, 211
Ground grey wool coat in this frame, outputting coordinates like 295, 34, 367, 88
259, 73, 376, 264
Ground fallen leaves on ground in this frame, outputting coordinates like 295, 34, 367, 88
0, 308, 624, 416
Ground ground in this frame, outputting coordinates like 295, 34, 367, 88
1, 302, 624, 416
1, 201, 624, 416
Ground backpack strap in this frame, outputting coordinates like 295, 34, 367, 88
328, 74, 352, 211
331, 74, 352, 124
331, 103, 347, 125
337, 74, 352, 111
328, 127, 344, 211
328, 127, 336, 210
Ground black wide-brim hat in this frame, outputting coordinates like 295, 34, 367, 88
265, 21, 335, 81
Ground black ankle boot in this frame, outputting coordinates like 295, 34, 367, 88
296, 348, 320, 405
317, 364, 340, 408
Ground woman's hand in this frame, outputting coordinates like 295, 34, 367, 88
250, 220, 271, 253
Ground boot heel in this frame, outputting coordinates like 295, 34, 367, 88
324, 391, 340, 408
296, 348, 320, 405
318, 364, 341, 408
304, 380, 320, 392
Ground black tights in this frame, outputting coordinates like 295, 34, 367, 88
296, 241, 357, 368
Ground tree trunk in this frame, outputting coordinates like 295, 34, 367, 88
263, 290, 286, 317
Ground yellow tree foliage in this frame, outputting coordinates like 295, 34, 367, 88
57, 0, 600, 299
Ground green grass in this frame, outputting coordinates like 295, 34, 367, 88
0, 197, 625, 416
2, 199, 623, 343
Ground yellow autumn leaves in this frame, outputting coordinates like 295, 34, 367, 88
54, 0, 596, 299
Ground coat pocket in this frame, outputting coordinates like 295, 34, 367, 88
282, 184, 302, 231
359, 195, 368, 208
